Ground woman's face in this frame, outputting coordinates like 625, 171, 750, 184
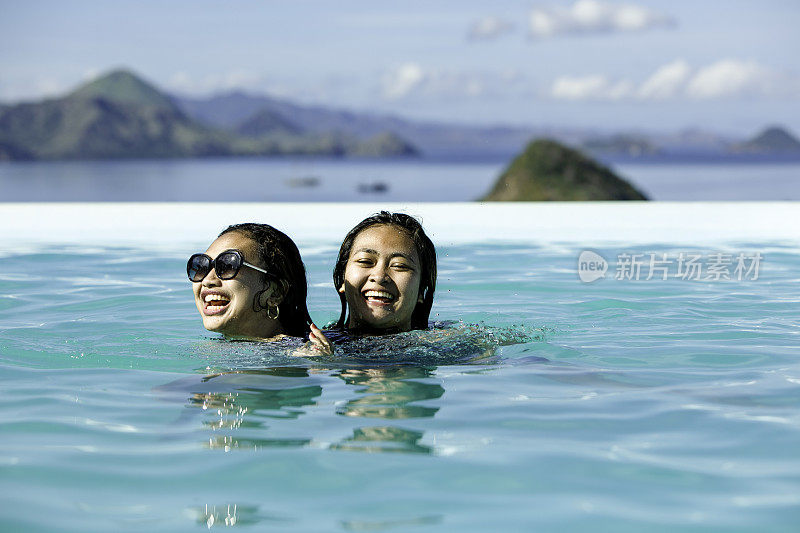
192, 232, 282, 339
340, 224, 422, 332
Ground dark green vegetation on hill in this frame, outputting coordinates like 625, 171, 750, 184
481, 139, 648, 201
0, 70, 418, 160
0, 91, 232, 159
72, 70, 176, 109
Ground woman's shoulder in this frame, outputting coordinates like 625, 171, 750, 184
319, 326, 352, 344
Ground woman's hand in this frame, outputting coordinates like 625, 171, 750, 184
306, 323, 333, 356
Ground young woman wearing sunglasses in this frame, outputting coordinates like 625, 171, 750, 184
187, 223, 321, 341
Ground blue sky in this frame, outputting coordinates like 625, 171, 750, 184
2, 0, 798, 134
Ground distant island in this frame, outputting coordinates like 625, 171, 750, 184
731, 126, 800, 154
1, 67, 799, 162
582, 134, 661, 158
0, 70, 418, 161
481, 139, 648, 201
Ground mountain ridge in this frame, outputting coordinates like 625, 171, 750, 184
70, 69, 177, 109
0, 70, 420, 160
174, 91, 540, 158
174, 89, 800, 161
2, 68, 798, 161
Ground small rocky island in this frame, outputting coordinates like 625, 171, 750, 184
731, 126, 800, 154
481, 139, 648, 201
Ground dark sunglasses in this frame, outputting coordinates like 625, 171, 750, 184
187, 249, 269, 282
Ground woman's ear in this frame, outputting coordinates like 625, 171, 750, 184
338, 283, 345, 294
257, 289, 271, 309
267, 279, 289, 306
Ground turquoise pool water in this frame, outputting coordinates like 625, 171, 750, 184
2, 233, 799, 531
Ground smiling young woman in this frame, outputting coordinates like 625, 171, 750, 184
332, 212, 437, 334
188, 223, 312, 340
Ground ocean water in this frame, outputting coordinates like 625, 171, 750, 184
0, 158, 504, 202
613, 161, 800, 201
1, 213, 799, 532
1, 158, 799, 201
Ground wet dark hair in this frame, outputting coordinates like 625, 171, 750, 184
219, 223, 311, 337
333, 211, 437, 330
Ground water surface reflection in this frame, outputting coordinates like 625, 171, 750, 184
184, 365, 445, 455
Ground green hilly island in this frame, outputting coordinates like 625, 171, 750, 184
481, 139, 648, 201
0, 70, 418, 160
71, 70, 177, 108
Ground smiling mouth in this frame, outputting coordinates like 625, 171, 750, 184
203, 293, 231, 315
363, 290, 395, 307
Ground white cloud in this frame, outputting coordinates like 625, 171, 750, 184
468, 16, 515, 41
82, 68, 102, 82
550, 59, 797, 102
551, 75, 613, 100
685, 59, 765, 99
381, 63, 426, 100
637, 59, 690, 100
166, 71, 194, 93
529, 0, 675, 39
0, 77, 67, 102
32, 79, 65, 98
379, 64, 527, 101
550, 75, 633, 100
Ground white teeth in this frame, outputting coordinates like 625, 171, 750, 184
204, 294, 230, 303
364, 290, 394, 300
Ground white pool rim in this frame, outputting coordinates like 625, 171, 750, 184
1, 202, 798, 247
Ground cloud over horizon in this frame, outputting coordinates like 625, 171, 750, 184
529, 0, 675, 39
550, 59, 796, 101
380, 63, 524, 101
686, 60, 768, 99
381, 63, 426, 100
